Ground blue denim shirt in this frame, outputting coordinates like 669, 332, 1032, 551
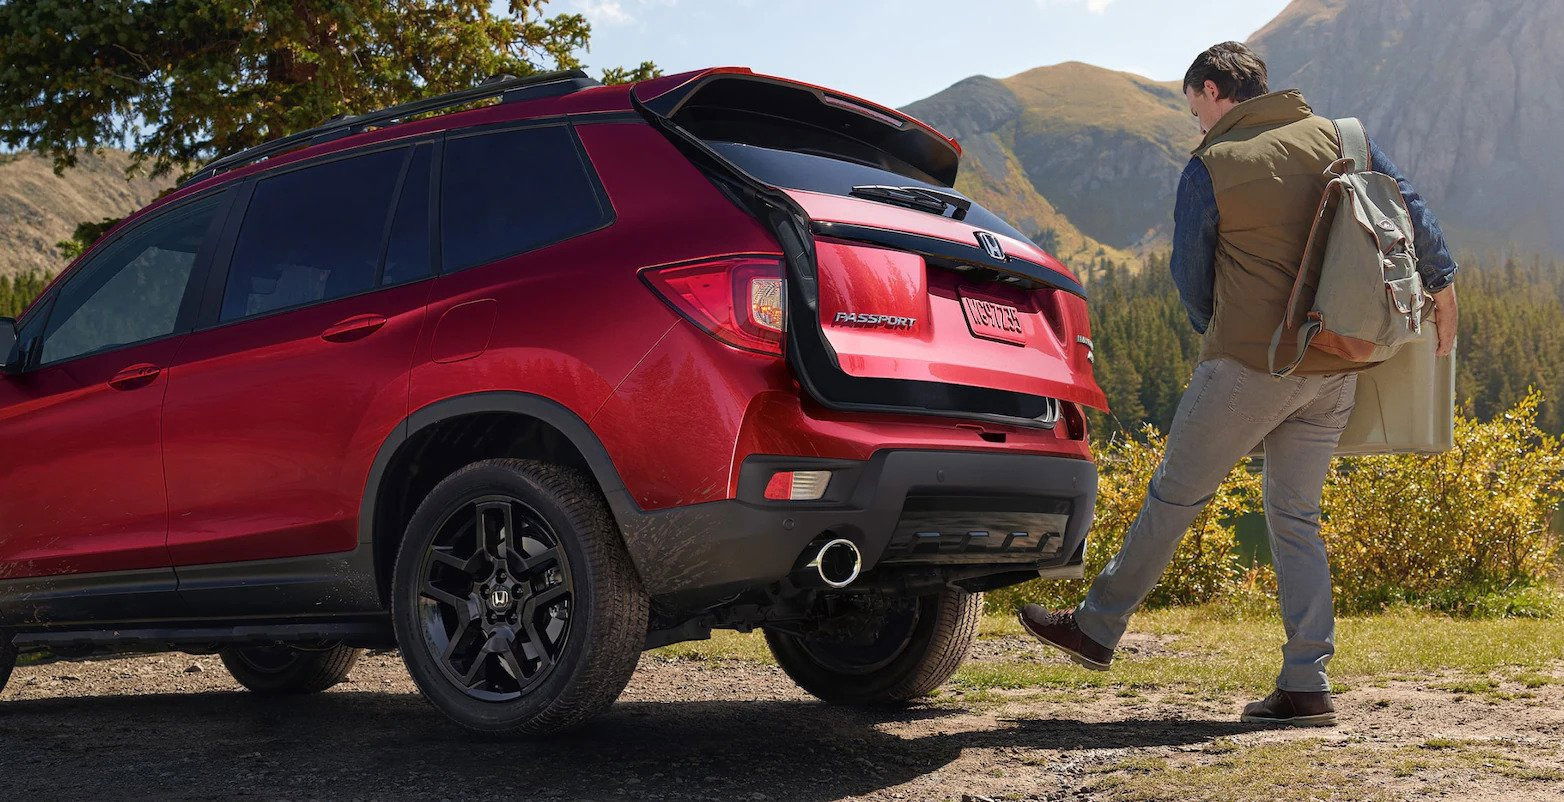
1170, 139, 1458, 334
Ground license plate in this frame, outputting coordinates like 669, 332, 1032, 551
960, 294, 1026, 345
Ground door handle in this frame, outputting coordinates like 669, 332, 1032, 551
108, 363, 162, 390
320, 314, 388, 342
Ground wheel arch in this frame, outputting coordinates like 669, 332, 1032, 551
361, 392, 643, 604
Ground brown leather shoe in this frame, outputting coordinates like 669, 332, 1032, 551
1017, 605, 1113, 671
1241, 689, 1337, 726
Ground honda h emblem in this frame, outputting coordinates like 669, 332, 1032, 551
488, 589, 513, 610
975, 231, 1006, 261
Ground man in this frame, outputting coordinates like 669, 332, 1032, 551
1018, 42, 1458, 726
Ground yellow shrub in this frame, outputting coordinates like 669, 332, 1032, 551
985, 393, 1564, 618
1322, 390, 1564, 613
985, 425, 1259, 613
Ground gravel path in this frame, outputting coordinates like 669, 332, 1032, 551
4, 638, 1564, 800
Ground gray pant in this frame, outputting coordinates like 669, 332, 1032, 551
1075, 357, 1357, 692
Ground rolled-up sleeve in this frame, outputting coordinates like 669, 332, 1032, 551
1171, 157, 1219, 333
1369, 139, 1458, 291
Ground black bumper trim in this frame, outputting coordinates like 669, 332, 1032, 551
618, 449, 1097, 599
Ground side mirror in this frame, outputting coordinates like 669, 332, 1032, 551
0, 317, 18, 374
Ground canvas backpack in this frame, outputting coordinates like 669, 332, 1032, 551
1268, 118, 1428, 377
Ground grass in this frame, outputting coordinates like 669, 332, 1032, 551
641, 606, 1564, 798
1082, 737, 1562, 801
650, 605, 1564, 697
959, 605, 1564, 693
1085, 740, 1395, 802
650, 628, 774, 663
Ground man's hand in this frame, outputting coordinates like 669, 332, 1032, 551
1430, 285, 1458, 357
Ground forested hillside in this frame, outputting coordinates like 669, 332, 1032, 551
1086, 254, 1564, 436
0, 271, 48, 319
902, 63, 1191, 264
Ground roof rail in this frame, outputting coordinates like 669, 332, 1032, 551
182, 69, 600, 186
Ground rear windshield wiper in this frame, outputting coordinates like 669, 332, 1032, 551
849, 185, 972, 221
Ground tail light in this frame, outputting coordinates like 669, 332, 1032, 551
763, 470, 832, 501
642, 257, 785, 355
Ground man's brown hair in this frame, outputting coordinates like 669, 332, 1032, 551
1183, 42, 1269, 102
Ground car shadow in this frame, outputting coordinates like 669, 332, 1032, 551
3, 691, 1269, 798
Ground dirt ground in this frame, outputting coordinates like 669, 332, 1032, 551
4, 632, 1564, 801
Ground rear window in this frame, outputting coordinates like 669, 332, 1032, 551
705, 141, 1038, 247
222, 147, 406, 321
440, 125, 609, 272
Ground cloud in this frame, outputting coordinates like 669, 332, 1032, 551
1037, 0, 1118, 13
571, 0, 675, 26
575, 1, 633, 24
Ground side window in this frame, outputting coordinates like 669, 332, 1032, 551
380, 144, 432, 286
39, 196, 222, 365
441, 125, 609, 272
221, 147, 406, 321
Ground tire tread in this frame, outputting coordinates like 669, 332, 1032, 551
0, 636, 15, 696
393, 458, 648, 734
766, 588, 982, 704
220, 643, 361, 695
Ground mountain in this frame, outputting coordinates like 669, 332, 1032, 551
1252, 0, 1564, 257
9, 0, 1559, 278
903, 62, 1195, 268
0, 150, 171, 278
906, 0, 1564, 266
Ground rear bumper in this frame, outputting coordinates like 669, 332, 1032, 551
617, 449, 1096, 600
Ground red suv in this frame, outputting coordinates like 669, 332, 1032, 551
0, 68, 1105, 733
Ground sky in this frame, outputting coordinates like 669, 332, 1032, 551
562, 0, 1294, 107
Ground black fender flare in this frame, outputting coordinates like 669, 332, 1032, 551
358, 391, 647, 580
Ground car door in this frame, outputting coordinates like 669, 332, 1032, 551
160, 142, 435, 568
0, 193, 227, 589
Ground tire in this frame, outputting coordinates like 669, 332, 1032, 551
220, 643, 361, 694
392, 458, 648, 734
0, 636, 15, 696
765, 587, 982, 704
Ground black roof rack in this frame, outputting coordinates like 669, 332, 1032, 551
182, 69, 600, 186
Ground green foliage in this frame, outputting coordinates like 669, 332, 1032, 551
1453, 255, 1564, 433
0, 270, 49, 318
985, 426, 1258, 613
55, 217, 123, 261
1088, 253, 1564, 434
1084, 253, 1203, 433
0, 0, 659, 179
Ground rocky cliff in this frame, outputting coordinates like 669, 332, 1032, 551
1252, 0, 1564, 255
907, 0, 1564, 264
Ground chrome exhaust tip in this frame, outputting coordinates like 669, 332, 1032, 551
803, 538, 862, 589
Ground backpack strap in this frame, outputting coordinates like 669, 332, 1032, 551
1333, 117, 1370, 173
1268, 312, 1323, 377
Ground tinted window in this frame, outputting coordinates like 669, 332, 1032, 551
441, 126, 608, 272
706, 141, 1038, 248
222, 147, 406, 321
40, 196, 221, 365
381, 144, 432, 286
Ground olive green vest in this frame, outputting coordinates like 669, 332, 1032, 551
1194, 90, 1358, 374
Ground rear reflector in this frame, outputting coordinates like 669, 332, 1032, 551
763, 470, 832, 501
642, 257, 786, 355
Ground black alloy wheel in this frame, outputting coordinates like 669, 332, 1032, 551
417, 495, 575, 701
392, 458, 648, 734
796, 599, 922, 676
